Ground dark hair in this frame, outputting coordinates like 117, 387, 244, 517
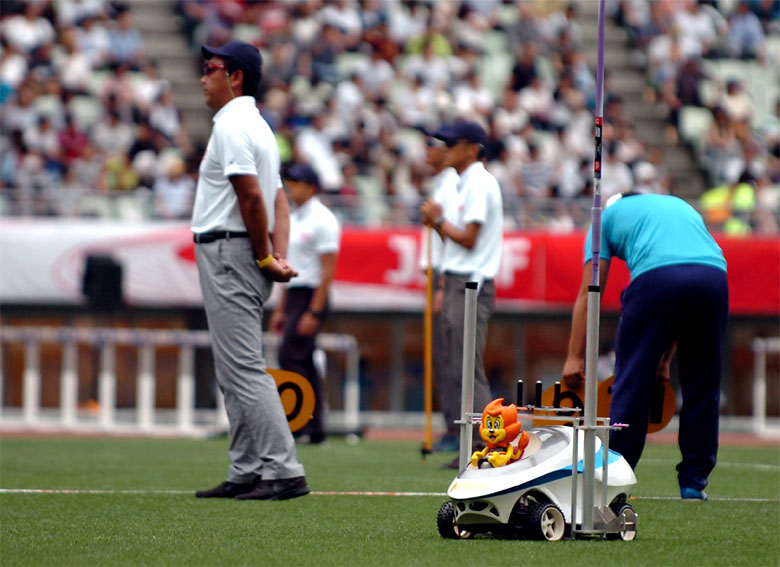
225, 57, 262, 99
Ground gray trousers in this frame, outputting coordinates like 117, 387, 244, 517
440, 274, 495, 438
196, 237, 305, 483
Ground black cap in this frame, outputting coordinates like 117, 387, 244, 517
435, 120, 488, 147
285, 163, 320, 189
201, 41, 263, 87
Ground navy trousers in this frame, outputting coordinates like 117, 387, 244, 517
278, 286, 327, 440
609, 264, 729, 491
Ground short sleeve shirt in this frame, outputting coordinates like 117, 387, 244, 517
585, 194, 727, 279
419, 167, 458, 271
191, 96, 282, 233
286, 196, 341, 288
441, 161, 503, 282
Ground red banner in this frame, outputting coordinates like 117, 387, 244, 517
0, 220, 777, 315
334, 228, 779, 315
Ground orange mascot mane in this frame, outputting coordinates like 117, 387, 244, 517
471, 398, 529, 468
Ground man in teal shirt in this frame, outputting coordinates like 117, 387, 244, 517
563, 193, 729, 500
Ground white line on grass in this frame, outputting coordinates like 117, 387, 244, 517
0, 488, 777, 502
0, 488, 446, 497
642, 458, 780, 472
631, 496, 779, 503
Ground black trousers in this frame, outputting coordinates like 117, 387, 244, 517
610, 264, 728, 490
278, 287, 327, 439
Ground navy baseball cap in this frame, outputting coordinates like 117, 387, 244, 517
285, 163, 320, 189
201, 41, 263, 85
434, 120, 487, 147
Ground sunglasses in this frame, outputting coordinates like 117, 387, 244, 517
202, 61, 227, 76
445, 138, 462, 148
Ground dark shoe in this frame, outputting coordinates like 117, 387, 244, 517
441, 457, 461, 470
433, 434, 459, 453
680, 487, 708, 501
195, 480, 257, 499
235, 476, 310, 501
296, 433, 327, 445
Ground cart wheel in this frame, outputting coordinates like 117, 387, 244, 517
437, 501, 473, 539
527, 502, 566, 541
609, 504, 637, 541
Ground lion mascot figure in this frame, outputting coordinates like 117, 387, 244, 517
471, 398, 530, 468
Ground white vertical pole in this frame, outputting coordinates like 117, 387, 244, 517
458, 281, 479, 470
137, 344, 155, 431
98, 342, 116, 429
752, 338, 767, 436
61, 341, 79, 428
582, 0, 608, 534
23, 341, 40, 425
177, 345, 195, 433
215, 388, 229, 429
583, 288, 601, 532
0, 334, 5, 419
344, 344, 360, 432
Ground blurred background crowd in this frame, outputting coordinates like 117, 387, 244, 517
0, 0, 778, 234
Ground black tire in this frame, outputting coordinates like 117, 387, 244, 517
526, 501, 566, 541
437, 501, 473, 539
608, 503, 638, 541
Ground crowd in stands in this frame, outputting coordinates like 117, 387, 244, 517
1, 0, 777, 235
618, 0, 779, 234
0, 0, 194, 219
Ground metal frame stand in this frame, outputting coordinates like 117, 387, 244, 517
455, 281, 633, 540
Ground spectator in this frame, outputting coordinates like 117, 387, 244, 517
719, 79, 753, 125
1, 82, 41, 135
57, 113, 90, 166
1, 2, 56, 55
23, 114, 60, 172
509, 41, 539, 93
518, 142, 554, 199
92, 108, 135, 157
75, 14, 110, 68
726, 0, 766, 60
107, 7, 144, 69
53, 26, 92, 94
700, 159, 756, 234
600, 144, 635, 200
0, 37, 29, 101
152, 155, 194, 219
295, 109, 344, 192
148, 86, 185, 147
702, 106, 742, 183
517, 76, 555, 130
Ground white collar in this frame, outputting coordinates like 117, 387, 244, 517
212, 96, 256, 123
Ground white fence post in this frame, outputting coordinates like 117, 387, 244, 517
752, 337, 780, 437
177, 344, 195, 433
23, 340, 40, 425
1, 326, 360, 438
61, 340, 78, 428
98, 341, 116, 430
137, 344, 156, 431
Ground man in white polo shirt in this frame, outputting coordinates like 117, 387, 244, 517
421, 120, 503, 468
192, 40, 309, 501
270, 163, 341, 445
418, 129, 460, 453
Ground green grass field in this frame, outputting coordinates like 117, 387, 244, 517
1, 434, 778, 566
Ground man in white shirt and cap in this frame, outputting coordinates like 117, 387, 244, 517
270, 163, 341, 444
421, 120, 504, 468
192, 40, 309, 501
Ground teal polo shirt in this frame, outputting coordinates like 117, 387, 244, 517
584, 194, 727, 279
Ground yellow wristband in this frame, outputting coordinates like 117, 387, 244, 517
256, 254, 274, 270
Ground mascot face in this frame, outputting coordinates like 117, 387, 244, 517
479, 398, 520, 448
480, 413, 508, 445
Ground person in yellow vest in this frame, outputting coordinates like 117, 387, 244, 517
699, 160, 755, 235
